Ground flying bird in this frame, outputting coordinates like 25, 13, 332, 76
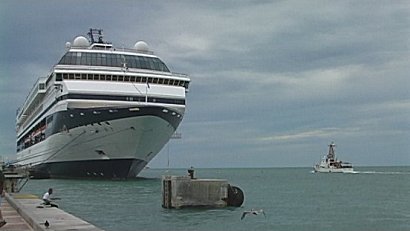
241, 209, 266, 220
44, 220, 50, 228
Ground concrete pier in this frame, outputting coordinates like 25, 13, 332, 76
3, 193, 104, 231
162, 170, 244, 209
1, 198, 33, 230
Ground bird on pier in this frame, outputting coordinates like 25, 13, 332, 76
241, 209, 266, 220
44, 220, 50, 228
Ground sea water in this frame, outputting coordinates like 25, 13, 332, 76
20, 166, 410, 231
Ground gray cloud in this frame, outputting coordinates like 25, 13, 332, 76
1, 0, 409, 167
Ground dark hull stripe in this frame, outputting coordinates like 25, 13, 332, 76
59, 94, 185, 105
30, 158, 147, 179
18, 106, 182, 147
48, 106, 182, 137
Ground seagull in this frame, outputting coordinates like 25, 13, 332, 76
44, 220, 50, 228
241, 209, 266, 220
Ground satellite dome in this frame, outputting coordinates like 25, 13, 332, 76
73, 36, 89, 47
134, 41, 149, 52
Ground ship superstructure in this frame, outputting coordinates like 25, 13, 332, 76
16, 29, 190, 178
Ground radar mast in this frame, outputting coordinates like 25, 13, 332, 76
87, 28, 105, 44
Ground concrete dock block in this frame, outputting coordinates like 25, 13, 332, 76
162, 171, 244, 209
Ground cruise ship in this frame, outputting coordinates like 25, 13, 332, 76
15, 29, 190, 178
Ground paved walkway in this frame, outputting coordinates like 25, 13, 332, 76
3, 193, 103, 231
1, 198, 33, 230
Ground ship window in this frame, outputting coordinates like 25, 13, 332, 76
184, 82, 190, 89
124, 56, 131, 68
132, 57, 138, 69
56, 73, 62, 81
127, 56, 136, 69
59, 54, 68, 64
69, 73, 74, 80
58, 52, 170, 72
81, 53, 87, 65
39, 83, 45, 90
158, 78, 164, 84
124, 76, 130, 81
90, 53, 96, 66
140, 57, 148, 69
108, 54, 115, 66
145, 57, 152, 69
135, 56, 142, 69
153, 59, 160, 70
115, 55, 122, 67
115, 55, 121, 67
100, 75, 106, 81
68, 52, 76, 64
148, 57, 155, 70
118, 76, 124, 81
120, 55, 126, 67
76, 53, 82, 65
158, 59, 170, 72
101, 54, 107, 66
112, 75, 118, 81
96, 53, 102, 66
148, 58, 155, 70
106, 54, 112, 66
146, 58, 153, 69
141, 58, 146, 69
85, 53, 92, 65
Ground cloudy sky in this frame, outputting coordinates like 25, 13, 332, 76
0, 1, 409, 168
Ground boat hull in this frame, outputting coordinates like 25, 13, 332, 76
314, 166, 354, 173
17, 106, 182, 179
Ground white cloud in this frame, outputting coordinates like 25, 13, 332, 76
258, 127, 360, 142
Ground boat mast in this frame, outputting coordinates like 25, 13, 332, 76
327, 142, 336, 161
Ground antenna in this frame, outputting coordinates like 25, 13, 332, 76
167, 132, 182, 169
87, 28, 104, 44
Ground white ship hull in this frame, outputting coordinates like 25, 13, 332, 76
314, 165, 354, 173
17, 106, 180, 178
